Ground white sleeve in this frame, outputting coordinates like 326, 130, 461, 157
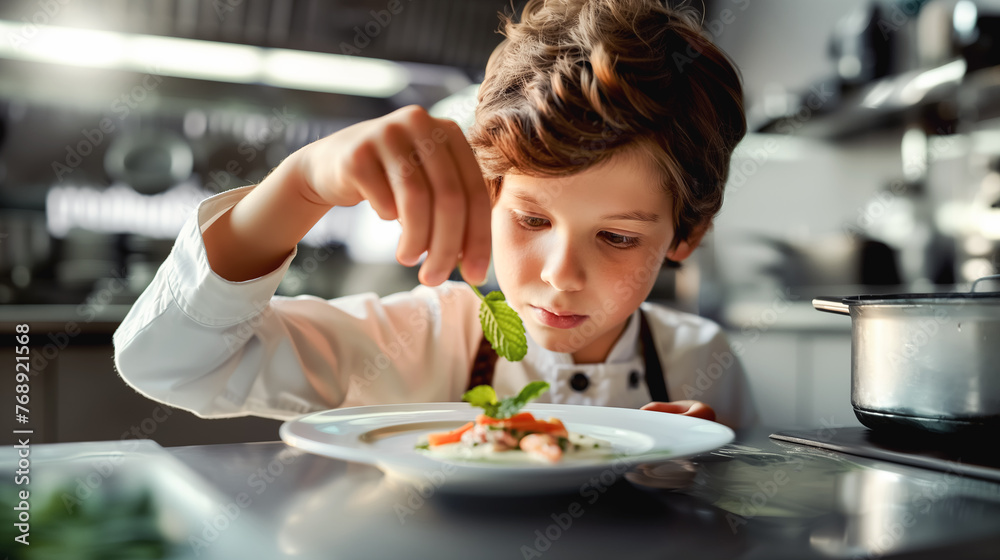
113, 186, 484, 420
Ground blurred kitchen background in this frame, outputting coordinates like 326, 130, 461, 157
1, 0, 999, 445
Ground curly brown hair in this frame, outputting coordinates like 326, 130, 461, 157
467, 0, 747, 250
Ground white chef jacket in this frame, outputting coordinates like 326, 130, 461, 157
113, 186, 758, 430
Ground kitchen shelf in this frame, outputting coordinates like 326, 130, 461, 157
755, 60, 1000, 140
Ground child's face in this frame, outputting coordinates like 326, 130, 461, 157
490, 149, 692, 364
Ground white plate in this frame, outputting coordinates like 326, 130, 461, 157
279, 402, 734, 495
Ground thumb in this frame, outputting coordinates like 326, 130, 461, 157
641, 402, 689, 414
642, 400, 717, 422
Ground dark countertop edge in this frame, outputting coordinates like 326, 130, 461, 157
0, 304, 131, 338
0, 304, 131, 324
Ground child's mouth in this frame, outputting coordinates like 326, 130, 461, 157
530, 306, 588, 329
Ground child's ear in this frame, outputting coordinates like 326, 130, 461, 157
665, 221, 711, 263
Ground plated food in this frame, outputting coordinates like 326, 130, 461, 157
280, 402, 735, 495
415, 381, 611, 464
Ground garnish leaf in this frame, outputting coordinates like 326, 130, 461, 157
462, 384, 498, 409
462, 381, 549, 419
476, 289, 528, 362
458, 262, 528, 362
515, 379, 550, 402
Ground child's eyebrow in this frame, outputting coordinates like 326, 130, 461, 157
511, 191, 660, 223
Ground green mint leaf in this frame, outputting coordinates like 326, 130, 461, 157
493, 381, 550, 419
495, 399, 522, 419
494, 380, 549, 418
463, 382, 549, 419
462, 384, 497, 408
478, 290, 528, 362
462, 384, 501, 417
514, 380, 550, 405
460, 263, 528, 362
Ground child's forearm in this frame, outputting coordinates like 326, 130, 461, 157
203, 151, 333, 282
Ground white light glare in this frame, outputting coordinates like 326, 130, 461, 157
0, 20, 409, 98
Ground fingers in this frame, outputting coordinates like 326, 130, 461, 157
331, 106, 490, 286
375, 107, 489, 286
640, 402, 687, 414
441, 120, 492, 285
377, 125, 432, 268
349, 142, 398, 221
641, 400, 717, 422
417, 125, 467, 286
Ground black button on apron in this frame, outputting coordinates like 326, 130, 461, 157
570, 372, 589, 391
628, 370, 641, 389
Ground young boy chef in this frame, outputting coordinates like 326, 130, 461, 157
114, 0, 758, 429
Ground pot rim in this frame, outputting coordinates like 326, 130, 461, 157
840, 292, 1000, 305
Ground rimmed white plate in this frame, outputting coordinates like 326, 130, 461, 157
279, 402, 734, 495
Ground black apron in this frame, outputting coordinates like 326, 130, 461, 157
465, 310, 669, 402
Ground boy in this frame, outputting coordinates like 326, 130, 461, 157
113, 0, 756, 429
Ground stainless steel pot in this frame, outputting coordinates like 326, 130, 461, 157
813, 278, 1000, 435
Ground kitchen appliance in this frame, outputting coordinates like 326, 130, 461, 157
828, 2, 895, 88
812, 276, 1000, 436
104, 130, 194, 195
771, 426, 1000, 482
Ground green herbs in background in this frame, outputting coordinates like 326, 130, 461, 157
0, 481, 170, 559
470, 283, 528, 362
463, 381, 550, 419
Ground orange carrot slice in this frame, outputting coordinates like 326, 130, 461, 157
474, 413, 567, 437
505, 417, 568, 437
427, 421, 474, 447
476, 411, 536, 425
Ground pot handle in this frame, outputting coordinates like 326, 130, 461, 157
971, 274, 1000, 293
812, 296, 850, 315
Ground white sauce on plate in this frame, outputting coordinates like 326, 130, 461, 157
416, 431, 614, 464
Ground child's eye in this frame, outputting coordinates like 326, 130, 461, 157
512, 212, 549, 229
512, 211, 640, 249
600, 231, 641, 249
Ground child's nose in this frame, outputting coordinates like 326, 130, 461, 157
539, 239, 585, 292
